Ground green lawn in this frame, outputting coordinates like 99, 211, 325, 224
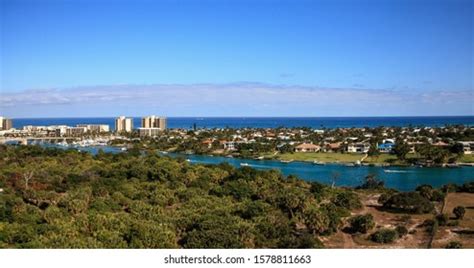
276, 152, 363, 163
363, 154, 398, 164
459, 154, 474, 163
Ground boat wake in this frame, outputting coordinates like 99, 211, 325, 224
384, 169, 411, 173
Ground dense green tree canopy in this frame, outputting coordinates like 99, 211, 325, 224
0, 145, 363, 248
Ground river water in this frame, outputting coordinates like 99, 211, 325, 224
39, 143, 473, 191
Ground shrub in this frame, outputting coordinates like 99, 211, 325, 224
399, 215, 412, 224
441, 183, 459, 193
459, 182, 474, 193
415, 184, 433, 191
331, 191, 362, 210
382, 192, 434, 214
445, 241, 463, 249
370, 228, 399, 243
348, 214, 375, 234
421, 219, 438, 234
377, 193, 391, 205
447, 220, 459, 227
395, 226, 408, 237
453, 206, 466, 220
430, 190, 445, 202
415, 185, 445, 202
416, 185, 433, 200
436, 214, 449, 226
357, 174, 384, 190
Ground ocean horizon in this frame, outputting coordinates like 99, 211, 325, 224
10, 116, 474, 130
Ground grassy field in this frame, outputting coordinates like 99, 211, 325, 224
459, 154, 474, 163
276, 152, 363, 163
363, 154, 398, 164
261, 151, 471, 164
363, 153, 418, 165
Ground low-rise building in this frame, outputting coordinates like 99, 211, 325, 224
220, 140, 236, 150
346, 142, 370, 153
324, 142, 342, 152
66, 126, 87, 136
295, 143, 320, 152
458, 141, 474, 155
378, 141, 395, 153
77, 124, 110, 133
139, 127, 162, 137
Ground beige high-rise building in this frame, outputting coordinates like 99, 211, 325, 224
77, 124, 110, 133
141, 116, 167, 130
0, 116, 13, 130
115, 116, 133, 133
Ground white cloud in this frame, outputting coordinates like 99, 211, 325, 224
0, 83, 472, 117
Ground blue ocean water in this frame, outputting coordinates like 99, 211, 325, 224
11, 116, 474, 130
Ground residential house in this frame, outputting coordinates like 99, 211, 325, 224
458, 141, 474, 155
346, 142, 370, 153
295, 143, 320, 153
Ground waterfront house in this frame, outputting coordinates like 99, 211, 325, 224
378, 142, 395, 153
432, 141, 449, 147
324, 142, 342, 152
295, 143, 320, 153
346, 142, 370, 153
458, 141, 474, 155
220, 140, 236, 151
407, 141, 424, 153
201, 138, 213, 149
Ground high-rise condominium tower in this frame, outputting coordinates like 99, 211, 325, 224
115, 116, 133, 133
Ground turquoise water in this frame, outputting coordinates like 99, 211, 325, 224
174, 153, 473, 191
41, 144, 473, 191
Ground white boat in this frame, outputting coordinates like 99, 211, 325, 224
280, 159, 293, 163
58, 141, 68, 146
313, 161, 325, 165
121, 147, 127, 151
240, 163, 250, 166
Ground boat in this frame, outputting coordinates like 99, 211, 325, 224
186, 159, 191, 162
121, 147, 127, 151
240, 163, 250, 166
280, 159, 293, 163
345, 163, 355, 167
313, 161, 325, 165
58, 141, 68, 146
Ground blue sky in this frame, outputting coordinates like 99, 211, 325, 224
0, 0, 472, 117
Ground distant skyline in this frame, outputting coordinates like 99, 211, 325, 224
1, 0, 473, 117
